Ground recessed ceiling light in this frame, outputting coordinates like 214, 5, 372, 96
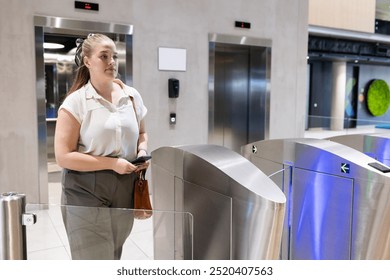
44, 42, 65, 49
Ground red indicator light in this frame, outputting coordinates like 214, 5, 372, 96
75, 1, 99, 11
235, 21, 251, 29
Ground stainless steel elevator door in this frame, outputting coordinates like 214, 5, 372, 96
209, 42, 269, 153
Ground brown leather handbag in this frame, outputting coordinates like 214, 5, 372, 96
128, 92, 152, 219
134, 170, 152, 220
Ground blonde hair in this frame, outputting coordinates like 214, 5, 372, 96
67, 33, 115, 95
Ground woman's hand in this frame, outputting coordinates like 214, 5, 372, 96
113, 158, 138, 175
135, 160, 150, 172
135, 149, 150, 172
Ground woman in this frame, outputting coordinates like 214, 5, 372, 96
54, 33, 149, 259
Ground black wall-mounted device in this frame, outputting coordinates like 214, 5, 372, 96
168, 78, 179, 98
235, 21, 251, 29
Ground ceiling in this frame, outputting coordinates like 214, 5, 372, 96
44, 33, 78, 54
43, 33, 121, 54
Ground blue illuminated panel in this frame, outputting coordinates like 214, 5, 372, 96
290, 168, 353, 260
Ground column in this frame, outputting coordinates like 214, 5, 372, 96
330, 61, 346, 130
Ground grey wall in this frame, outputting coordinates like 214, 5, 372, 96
0, 0, 308, 203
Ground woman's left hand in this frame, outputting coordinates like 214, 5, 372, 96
135, 160, 149, 172
135, 149, 149, 171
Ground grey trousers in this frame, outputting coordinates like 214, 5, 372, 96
61, 169, 136, 260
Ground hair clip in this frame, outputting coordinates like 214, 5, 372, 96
87, 33, 95, 38
75, 38, 84, 47
75, 38, 84, 67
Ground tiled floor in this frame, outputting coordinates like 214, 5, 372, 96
26, 125, 389, 260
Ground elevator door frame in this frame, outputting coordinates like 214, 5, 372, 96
208, 33, 271, 152
34, 16, 133, 201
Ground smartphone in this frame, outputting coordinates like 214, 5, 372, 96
368, 162, 390, 173
131, 155, 152, 165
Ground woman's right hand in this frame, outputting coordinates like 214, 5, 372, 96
113, 158, 138, 175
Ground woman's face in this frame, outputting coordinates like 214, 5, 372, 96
84, 40, 118, 81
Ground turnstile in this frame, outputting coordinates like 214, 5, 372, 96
242, 138, 390, 260
151, 144, 286, 260
328, 133, 390, 166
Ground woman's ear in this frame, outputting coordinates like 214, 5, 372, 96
83, 56, 90, 68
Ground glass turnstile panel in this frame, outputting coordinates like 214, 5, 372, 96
25, 204, 193, 260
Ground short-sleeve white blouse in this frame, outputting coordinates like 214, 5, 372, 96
59, 81, 147, 161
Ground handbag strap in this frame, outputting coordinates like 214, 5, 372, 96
129, 96, 141, 153
114, 78, 139, 126
138, 169, 146, 180
130, 96, 140, 128
130, 96, 147, 177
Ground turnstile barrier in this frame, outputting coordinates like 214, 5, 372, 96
242, 138, 390, 260
328, 133, 390, 166
151, 144, 286, 260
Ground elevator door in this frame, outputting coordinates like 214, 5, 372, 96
34, 16, 133, 203
209, 42, 270, 153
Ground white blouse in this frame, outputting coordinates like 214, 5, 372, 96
59, 81, 147, 161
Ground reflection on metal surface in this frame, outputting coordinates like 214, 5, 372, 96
151, 144, 285, 260
242, 138, 390, 259
292, 169, 353, 259
1, 193, 36, 260
209, 33, 272, 47
34, 15, 133, 35
35, 26, 48, 204
208, 34, 271, 153
328, 133, 390, 166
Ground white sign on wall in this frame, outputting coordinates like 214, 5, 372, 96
158, 47, 187, 71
